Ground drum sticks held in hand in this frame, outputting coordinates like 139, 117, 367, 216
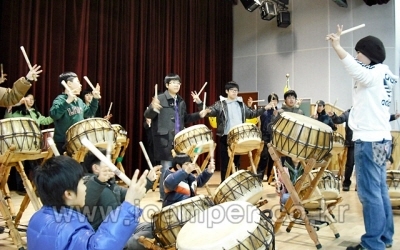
325, 24, 365, 40
83, 76, 96, 91
193, 82, 208, 102
20, 46, 37, 81
139, 141, 154, 170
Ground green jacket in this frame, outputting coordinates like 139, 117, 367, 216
49, 94, 98, 143
5, 109, 53, 126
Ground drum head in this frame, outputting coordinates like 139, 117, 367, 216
176, 201, 264, 250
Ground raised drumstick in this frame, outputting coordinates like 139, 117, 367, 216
20, 46, 37, 81
83, 76, 96, 90
154, 84, 160, 113
197, 82, 208, 96
105, 130, 114, 160
107, 102, 113, 117
326, 24, 365, 40
1, 63, 3, 78
61, 80, 73, 94
314, 101, 319, 116
82, 138, 131, 185
203, 92, 207, 110
139, 141, 154, 170
251, 100, 265, 103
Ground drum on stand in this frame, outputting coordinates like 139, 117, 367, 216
152, 195, 214, 248
0, 118, 42, 155
272, 112, 333, 161
174, 124, 213, 154
331, 132, 345, 155
227, 123, 261, 154
111, 124, 128, 143
213, 170, 263, 205
65, 118, 115, 156
41, 128, 54, 152
176, 201, 275, 250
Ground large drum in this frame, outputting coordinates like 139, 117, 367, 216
174, 124, 212, 154
272, 112, 333, 161
152, 195, 214, 248
66, 118, 115, 156
176, 201, 275, 250
213, 170, 263, 205
41, 128, 54, 151
386, 170, 400, 207
227, 123, 261, 154
111, 124, 128, 143
0, 118, 42, 155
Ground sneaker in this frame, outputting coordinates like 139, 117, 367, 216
342, 186, 350, 192
346, 244, 366, 250
386, 243, 392, 248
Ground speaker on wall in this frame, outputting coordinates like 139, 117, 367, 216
277, 11, 290, 28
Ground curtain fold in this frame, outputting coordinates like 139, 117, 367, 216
0, 0, 233, 177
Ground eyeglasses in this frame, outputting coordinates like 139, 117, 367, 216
169, 81, 181, 85
229, 89, 238, 93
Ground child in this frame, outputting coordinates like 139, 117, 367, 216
277, 157, 304, 206
163, 153, 215, 207
27, 156, 148, 250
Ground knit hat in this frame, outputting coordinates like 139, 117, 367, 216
355, 36, 386, 64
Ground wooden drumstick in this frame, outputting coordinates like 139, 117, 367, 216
46, 137, 60, 156
20, 46, 37, 81
251, 100, 265, 103
107, 102, 113, 117
83, 76, 96, 91
139, 141, 154, 170
197, 82, 208, 96
253, 104, 257, 110
61, 80, 73, 95
332, 99, 338, 112
105, 130, 114, 160
326, 24, 365, 40
0, 63, 3, 79
314, 101, 319, 116
154, 84, 160, 114
209, 141, 215, 173
82, 138, 131, 185
203, 92, 207, 110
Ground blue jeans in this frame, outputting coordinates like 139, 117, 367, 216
159, 160, 172, 200
354, 140, 393, 250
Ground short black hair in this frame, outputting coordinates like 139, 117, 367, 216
82, 148, 107, 173
225, 81, 239, 91
171, 153, 191, 170
284, 90, 297, 99
35, 156, 84, 211
164, 73, 181, 84
268, 93, 279, 103
59, 72, 78, 88
80, 88, 92, 100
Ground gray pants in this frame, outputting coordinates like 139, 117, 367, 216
125, 222, 153, 250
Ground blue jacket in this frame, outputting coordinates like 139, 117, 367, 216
162, 168, 213, 207
27, 202, 142, 250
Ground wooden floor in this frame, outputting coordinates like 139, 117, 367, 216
1, 171, 399, 250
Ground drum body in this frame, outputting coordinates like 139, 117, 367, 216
272, 112, 333, 161
0, 118, 42, 155
41, 128, 54, 151
66, 118, 115, 156
331, 132, 345, 154
152, 195, 214, 248
386, 170, 400, 207
213, 170, 263, 205
111, 124, 128, 143
227, 123, 261, 154
174, 124, 212, 154
176, 201, 275, 250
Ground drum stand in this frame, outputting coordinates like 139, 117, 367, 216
225, 141, 264, 180
268, 144, 338, 249
0, 146, 52, 249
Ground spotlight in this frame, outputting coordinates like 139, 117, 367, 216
260, 1, 278, 21
277, 11, 291, 28
240, 0, 262, 12
331, 0, 348, 7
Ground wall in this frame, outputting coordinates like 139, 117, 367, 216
233, 0, 399, 130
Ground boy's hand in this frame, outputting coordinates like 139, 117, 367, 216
97, 162, 115, 182
183, 163, 196, 174
125, 169, 149, 206
191, 91, 202, 103
147, 165, 161, 182
207, 158, 215, 174
26, 64, 42, 81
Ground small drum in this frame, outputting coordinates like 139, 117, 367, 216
176, 201, 275, 250
272, 112, 333, 161
0, 118, 42, 155
331, 132, 345, 154
111, 124, 128, 143
386, 170, 400, 207
66, 118, 115, 156
213, 170, 263, 205
41, 128, 54, 151
174, 124, 212, 154
152, 195, 214, 248
227, 123, 261, 154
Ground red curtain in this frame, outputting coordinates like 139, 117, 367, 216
0, 0, 233, 177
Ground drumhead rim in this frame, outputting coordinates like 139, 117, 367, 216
278, 112, 333, 132
174, 124, 210, 138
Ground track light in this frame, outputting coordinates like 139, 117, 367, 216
260, 1, 278, 21
240, 0, 262, 12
